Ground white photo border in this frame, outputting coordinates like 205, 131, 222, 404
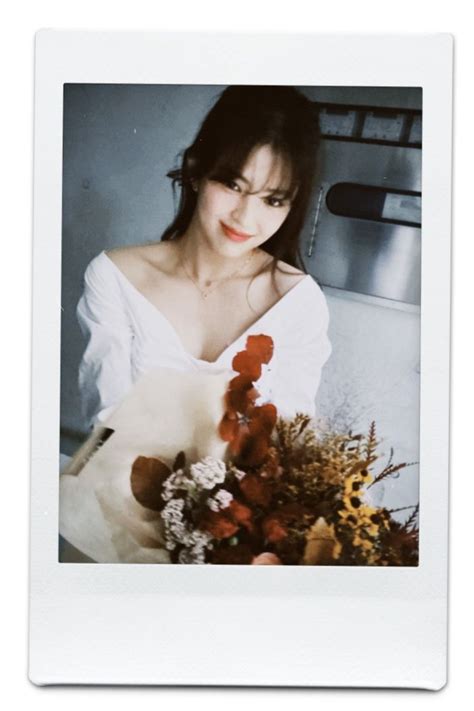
29, 30, 452, 688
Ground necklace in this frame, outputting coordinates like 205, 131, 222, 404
179, 247, 256, 299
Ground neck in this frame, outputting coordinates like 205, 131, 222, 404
175, 221, 255, 284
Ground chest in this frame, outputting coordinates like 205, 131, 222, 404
139, 276, 279, 363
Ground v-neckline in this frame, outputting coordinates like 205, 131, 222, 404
101, 250, 311, 366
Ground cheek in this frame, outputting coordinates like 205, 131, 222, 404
262, 207, 291, 236
198, 184, 235, 217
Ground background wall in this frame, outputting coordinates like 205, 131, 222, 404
61, 84, 420, 514
61, 83, 226, 437
318, 291, 420, 513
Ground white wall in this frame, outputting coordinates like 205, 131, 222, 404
317, 288, 420, 516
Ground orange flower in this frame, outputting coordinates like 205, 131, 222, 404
198, 498, 254, 539
198, 509, 239, 539
232, 334, 274, 380
262, 503, 307, 543
239, 403, 277, 467
225, 374, 260, 412
227, 499, 255, 532
218, 335, 277, 466
262, 516, 288, 543
239, 472, 273, 507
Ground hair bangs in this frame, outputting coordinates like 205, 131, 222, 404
207, 141, 300, 202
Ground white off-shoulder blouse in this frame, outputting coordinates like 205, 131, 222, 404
76, 250, 332, 430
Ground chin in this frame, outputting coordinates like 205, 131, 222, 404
214, 236, 254, 258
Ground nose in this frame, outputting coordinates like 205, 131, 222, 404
231, 194, 257, 233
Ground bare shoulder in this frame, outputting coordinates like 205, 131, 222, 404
105, 242, 173, 281
272, 258, 308, 295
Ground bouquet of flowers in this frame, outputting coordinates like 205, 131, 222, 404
129, 335, 419, 566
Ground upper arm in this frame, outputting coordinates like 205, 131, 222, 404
273, 283, 332, 419
76, 254, 134, 429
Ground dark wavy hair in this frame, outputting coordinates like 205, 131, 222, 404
161, 85, 321, 288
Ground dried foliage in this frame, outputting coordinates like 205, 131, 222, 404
130, 335, 419, 565
130, 456, 171, 512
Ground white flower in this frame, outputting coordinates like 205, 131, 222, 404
161, 497, 214, 561
178, 549, 195, 564
207, 489, 233, 512
190, 456, 227, 489
162, 497, 185, 521
162, 467, 201, 502
177, 530, 213, 564
161, 498, 187, 545
162, 469, 185, 501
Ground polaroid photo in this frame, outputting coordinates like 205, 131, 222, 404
29, 30, 452, 688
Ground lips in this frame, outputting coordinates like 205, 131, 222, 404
220, 221, 252, 242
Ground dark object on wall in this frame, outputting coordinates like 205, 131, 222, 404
303, 102, 421, 306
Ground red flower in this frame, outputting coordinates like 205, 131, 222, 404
225, 374, 260, 413
262, 516, 288, 543
231, 335, 274, 381
227, 499, 255, 533
245, 334, 274, 364
240, 403, 277, 466
239, 472, 273, 507
198, 499, 254, 539
221, 403, 277, 467
262, 503, 308, 543
198, 509, 239, 539
218, 335, 277, 467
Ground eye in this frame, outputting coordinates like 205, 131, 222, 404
266, 195, 287, 208
223, 179, 241, 192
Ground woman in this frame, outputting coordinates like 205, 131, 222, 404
76, 85, 332, 430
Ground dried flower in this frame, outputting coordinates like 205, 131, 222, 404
190, 456, 227, 489
303, 517, 342, 564
129, 335, 418, 566
207, 489, 234, 512
219, 335, 277, 466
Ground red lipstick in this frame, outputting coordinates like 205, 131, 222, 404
220, 221, 252, 242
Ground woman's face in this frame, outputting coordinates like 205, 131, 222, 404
191, 144, 294, 258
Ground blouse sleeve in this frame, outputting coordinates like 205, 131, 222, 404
273, 282, 332, 420
76, 253, 134, 431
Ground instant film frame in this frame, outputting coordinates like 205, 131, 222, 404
29, 31, 452, 688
